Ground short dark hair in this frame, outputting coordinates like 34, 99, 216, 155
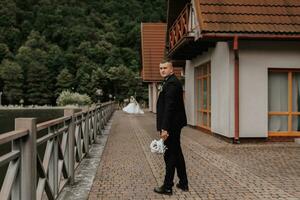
161, 58, 173, 65
159, 61, 173, 68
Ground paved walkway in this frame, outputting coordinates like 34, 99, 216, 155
88, 111, 300, 200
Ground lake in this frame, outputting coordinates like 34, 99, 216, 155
0, 108, 65, 134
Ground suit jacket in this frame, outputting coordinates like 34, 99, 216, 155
156, 74, 187, 132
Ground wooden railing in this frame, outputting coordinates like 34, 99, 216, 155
0, 102, 115, 200
169, 3, 192, 50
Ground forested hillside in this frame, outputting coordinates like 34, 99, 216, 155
0, 0, 166, 105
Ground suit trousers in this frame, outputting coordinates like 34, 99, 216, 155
163, 128, 188, 189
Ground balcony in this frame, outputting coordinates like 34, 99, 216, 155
168, 4, 192, 50
167, 3, 215, 60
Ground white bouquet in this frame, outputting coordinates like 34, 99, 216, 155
150, 139, 167, 154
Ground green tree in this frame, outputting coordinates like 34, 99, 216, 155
75, 67, 92, 96
107, 65, 136, 101
56, 68, 74, 96
26, 61, 51, 105
16, 31, 48, 70
0, 0, 17, 27
0, 43, 13, 62
104, 47, 124, 69
90, 68, 107, 101
15, 31, 51, 103
0, 0, 22, 51
76, 41, 112, 64
23, 30, 48, 50
46, 44, 65, 103
0, 60, 23, 104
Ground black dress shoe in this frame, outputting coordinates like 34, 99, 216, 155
154, 185, 172, 195
176, 183, 189, 191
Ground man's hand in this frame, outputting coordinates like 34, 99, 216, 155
160, 130, 169, 141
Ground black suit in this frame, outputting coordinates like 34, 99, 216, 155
156, 74, 188, 189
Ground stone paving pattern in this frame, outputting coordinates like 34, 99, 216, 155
88, 111, 300, 200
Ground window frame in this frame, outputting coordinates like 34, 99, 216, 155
196, 62, 211, 131
268, 69, 300, 136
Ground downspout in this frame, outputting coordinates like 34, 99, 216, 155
233, 36, 240, 143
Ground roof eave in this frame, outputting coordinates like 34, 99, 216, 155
199, 32, 300, 41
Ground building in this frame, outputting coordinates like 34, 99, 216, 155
165, 0, 300, 141
141, 23, 183, 113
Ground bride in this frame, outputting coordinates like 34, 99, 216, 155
122, 96, 144, 114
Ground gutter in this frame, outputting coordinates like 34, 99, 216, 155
201, 33, 300, 40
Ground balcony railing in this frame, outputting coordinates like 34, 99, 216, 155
169, 4, 192, 50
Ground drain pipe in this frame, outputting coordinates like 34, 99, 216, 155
233, 36, 240, 144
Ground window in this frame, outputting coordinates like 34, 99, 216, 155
195, 62, 211, 130
268, 69, 300, 136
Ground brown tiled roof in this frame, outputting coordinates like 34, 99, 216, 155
196, 0, 300, 34
141, 23, 182, 82
141, 23, 166, 82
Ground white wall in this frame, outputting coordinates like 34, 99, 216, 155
211, 43, 232, 137
185, 60, 196, 125
186, 42, 232, 137
239, 41, 300, 137
147, 83, 158, 113
228, 46, 235, 138
148, 84, 152, 111
152, 83, 158, 113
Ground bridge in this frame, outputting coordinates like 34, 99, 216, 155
1, 106, 300, 200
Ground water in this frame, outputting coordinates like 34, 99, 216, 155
0, 108, 65, 134
0, 108, 66, 188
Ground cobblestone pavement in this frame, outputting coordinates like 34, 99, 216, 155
88, 111, 300, 200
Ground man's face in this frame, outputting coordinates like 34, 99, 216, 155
159, 63, 173, 78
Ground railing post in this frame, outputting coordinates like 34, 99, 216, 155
64, 109, 75, 184
86, 109, 90, 142
109, 103, 113, 118
98, 105, 103, 135
83, 108, 90, 154
89, 107, 95, 145
100, 107, 104, 130
105, 107, 108, 124
15, 118, 37, 200
93, 108, 98, 140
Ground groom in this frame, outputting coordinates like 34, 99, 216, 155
154, 61, 188, 195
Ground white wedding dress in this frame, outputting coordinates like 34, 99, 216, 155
122, 97, 144, 114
